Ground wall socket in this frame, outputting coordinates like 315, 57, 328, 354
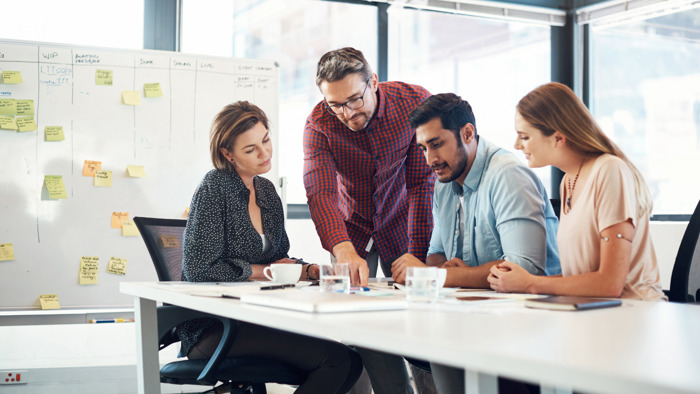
0, 371, 27, 385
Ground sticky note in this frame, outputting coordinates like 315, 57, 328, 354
122, 90, 141, 105
45, 126, 65, 141
144, 83, 163, 98
79, 256, 99, 285
161, 235, 179, 248
16, 117, 37, 132
16, 100, 34, 116
39, 294, 60, 310
95, 69, 113, 86
121, 220, 140, 236
0, 115, 18, 130
0, 243, 14, 261
44, 175, 67, 199
0, 99, 17, 115
127, 165, 146, 177
111, 212, 129, 228
107, 257, 127, 275
184, 207, 190, 217
2, 71, 23, 84
82, 160, 101, 177
94, 170, 112, 187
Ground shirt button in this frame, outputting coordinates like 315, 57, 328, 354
455, 230, 459, 235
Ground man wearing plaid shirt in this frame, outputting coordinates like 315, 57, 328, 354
304, 47, 435, 287
303, 47, 436, 394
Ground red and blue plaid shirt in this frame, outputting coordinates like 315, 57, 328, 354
303, 81, 435, 264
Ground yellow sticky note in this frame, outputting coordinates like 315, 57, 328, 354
161, 235, 179, 248
39, 294, 60, 310
121, 220, 140, 236
184, 206, 190, 218
95, 69, 113, 86
0, 115, 18, 130
107, 257, 127, 275
143, 83, 163, 98
45, 126, 65, 141
122, 90, 141, 106
16, 100, 34, 116
0, 243, 15, 261
16, 117, 37, 132
127, 165, 146, 178
94, 170, 112, 187
44, 175, 67, 199
111, 212, 129, 228
0, 99, 17, 115
2, 71, 23, 84
82, 160, 102, 177
79, 256, 99, 285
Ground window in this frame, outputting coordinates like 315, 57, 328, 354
0, 0, 144, 50
590, 6, 700, 214
182, 0, 377, 204
388, 6, 552, 192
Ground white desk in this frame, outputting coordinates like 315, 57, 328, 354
121, 282, 700, 394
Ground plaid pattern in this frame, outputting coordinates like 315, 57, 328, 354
303, 81, 435, 264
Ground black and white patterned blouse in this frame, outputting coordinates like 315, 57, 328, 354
176, 168, 289, 357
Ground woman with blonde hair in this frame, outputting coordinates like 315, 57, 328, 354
488, 82, 665, 301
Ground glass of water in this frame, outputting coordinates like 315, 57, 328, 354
320, 263, 350, 294
406, 266, 439, 303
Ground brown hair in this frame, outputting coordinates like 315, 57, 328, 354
209, 101, 269, 171
517, 82, 652, 216
316, 47, 373, 86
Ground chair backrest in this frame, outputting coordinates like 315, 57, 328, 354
133, 216, 187, 281
668, 199, 700, 303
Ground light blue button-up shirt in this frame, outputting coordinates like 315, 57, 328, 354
428, 137, 561, 275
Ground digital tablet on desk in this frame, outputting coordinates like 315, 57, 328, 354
525, 296, 622, 311
240, 290, 407, 313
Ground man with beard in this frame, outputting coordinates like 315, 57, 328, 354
304, 47, 436, 394
391, 93, 560, 393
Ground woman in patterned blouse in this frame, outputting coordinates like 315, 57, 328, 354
178, 101, 362, 393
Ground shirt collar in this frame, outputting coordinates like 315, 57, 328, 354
451, 136, 492, 195
228, 170, 270, 210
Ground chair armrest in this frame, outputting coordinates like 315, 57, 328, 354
157, 305, 240, 385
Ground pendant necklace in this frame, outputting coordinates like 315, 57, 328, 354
566, 156, 586, 212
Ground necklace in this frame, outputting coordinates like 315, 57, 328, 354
566, 156, 586, 212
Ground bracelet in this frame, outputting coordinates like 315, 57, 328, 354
305, 263, 315, 280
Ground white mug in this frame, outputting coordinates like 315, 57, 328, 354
263, 264, 302, 284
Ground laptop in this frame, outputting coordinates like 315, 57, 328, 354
240, 289, 407, 313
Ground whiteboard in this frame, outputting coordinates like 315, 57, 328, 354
0, 40, 279, 309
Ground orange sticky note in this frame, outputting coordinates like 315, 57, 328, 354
111, 212, 129, 228
161, 235, 179, 248
83, 161, 102, 177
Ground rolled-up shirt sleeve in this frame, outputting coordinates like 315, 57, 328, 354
490, 164, 548, 275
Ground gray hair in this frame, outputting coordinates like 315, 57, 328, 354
316, 47, 373, 86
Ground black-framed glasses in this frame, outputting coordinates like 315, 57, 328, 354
324, 78, 371, 116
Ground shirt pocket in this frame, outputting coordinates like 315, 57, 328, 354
473, 224, 502, 264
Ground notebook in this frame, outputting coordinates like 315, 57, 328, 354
524, 296, 622, 311
240, 289, 408, 313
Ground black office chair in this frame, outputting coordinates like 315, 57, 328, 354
665, 200, 700, 303
133, 216, 305, 393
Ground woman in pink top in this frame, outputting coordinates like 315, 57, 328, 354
487, 82, 666, 301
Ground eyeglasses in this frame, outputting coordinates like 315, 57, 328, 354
324, 78, 371, 116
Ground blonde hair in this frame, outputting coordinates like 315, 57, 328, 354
517, 82, 652, 216
209, 101, 269, 171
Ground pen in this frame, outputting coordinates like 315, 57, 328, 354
260, 284, 296, 290
90, 318, 134, 323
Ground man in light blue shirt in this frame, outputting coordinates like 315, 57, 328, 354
392, 92, 560, 286
391, 92, 560, 394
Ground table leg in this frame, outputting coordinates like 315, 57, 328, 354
134, 296, 160, 394
465, 370, 497, 394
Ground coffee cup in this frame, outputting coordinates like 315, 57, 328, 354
263, 264, 301, 284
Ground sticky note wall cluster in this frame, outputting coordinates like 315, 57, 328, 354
0, 40, 279, 309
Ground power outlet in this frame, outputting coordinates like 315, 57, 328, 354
0, 371, 27, 385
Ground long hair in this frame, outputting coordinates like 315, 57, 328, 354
209, 101, 269, 171
315, 47, 373, 86
517, 82, 652, 216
